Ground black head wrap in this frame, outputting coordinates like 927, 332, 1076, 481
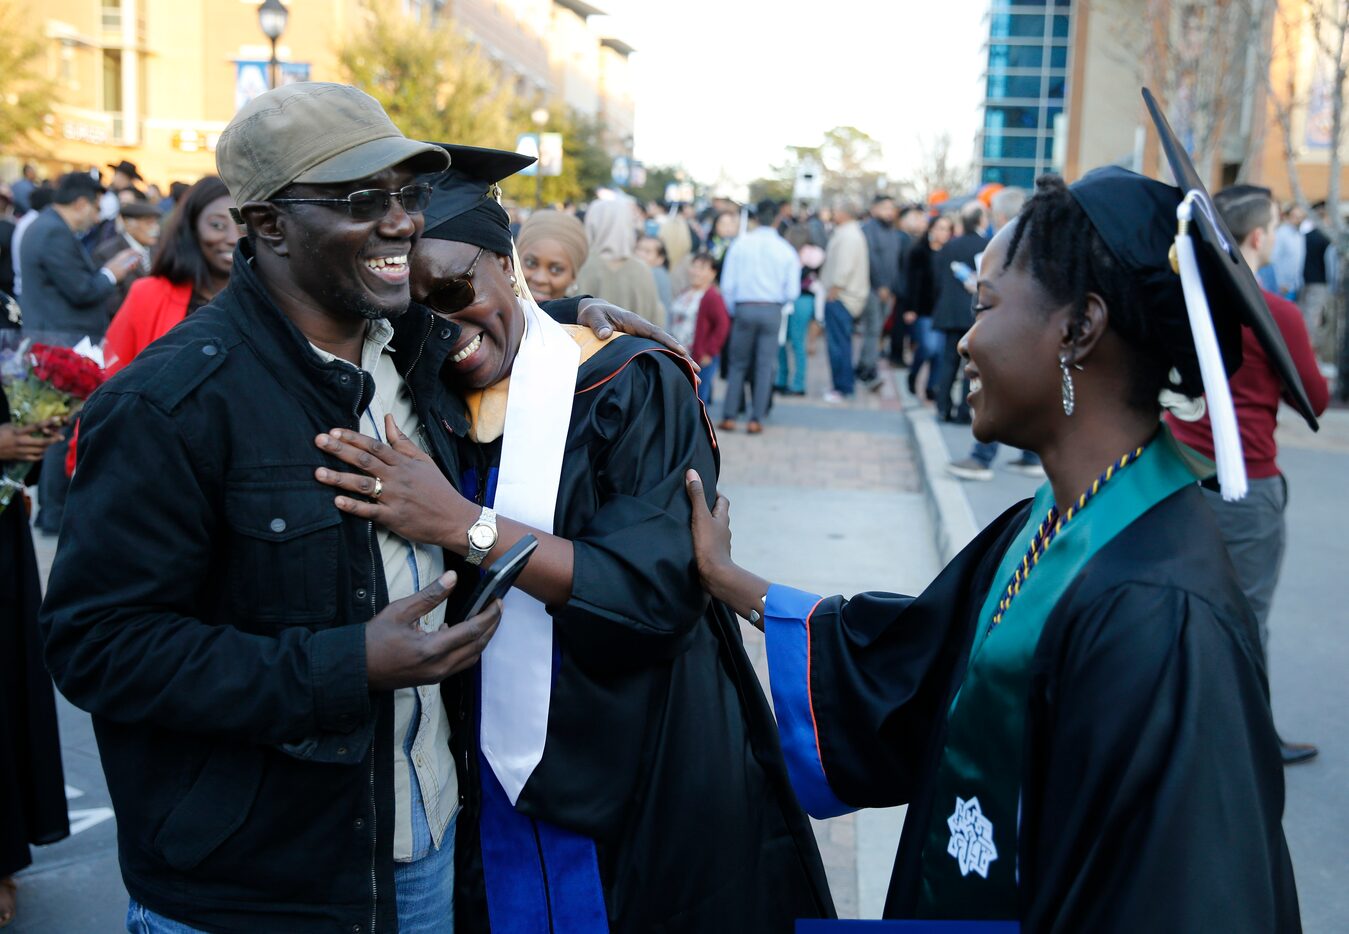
420, 144, 535, 255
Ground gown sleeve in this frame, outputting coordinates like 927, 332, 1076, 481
762, 507, 1026, 818
550, 348, 718, 669
1022, 583, 1300, 933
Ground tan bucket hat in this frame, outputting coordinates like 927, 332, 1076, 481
216, 82, 449, 207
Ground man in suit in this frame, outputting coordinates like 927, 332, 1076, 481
19, 171, 140, 536
930, 202, 988, 423
19, 172, 140, 340
91, 196, 160, 323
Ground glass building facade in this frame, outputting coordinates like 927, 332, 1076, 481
978, 1, 1073, 189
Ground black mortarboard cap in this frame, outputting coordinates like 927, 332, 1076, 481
421, 144, 536, 255
1070, 90, 1318, 432
1068, 165, 1223, 397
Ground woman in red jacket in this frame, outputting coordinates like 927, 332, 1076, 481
676, 251, 729, 408
68, 178, 238, 475
102, 176, 239, 374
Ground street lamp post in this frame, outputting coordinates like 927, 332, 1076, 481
531, 107, 549, 210
258, 0, 289, 90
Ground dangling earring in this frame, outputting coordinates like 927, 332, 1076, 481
1060, 354, 1078, 416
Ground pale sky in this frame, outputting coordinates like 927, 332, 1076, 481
590, 1, 990, 193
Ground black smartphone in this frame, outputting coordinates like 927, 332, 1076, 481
461, 534, 538, 620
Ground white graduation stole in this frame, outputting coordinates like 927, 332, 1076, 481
479, 295, 581, 804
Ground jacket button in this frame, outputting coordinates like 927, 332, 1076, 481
337, 745, 349, 756
355, 588, 368, 601
353, 817, 365, 830
269, 517, 286, 533
352, 925, 363, 933
339, 373, 351, 384
201, 344, 218, 357
439, 327, 453, 340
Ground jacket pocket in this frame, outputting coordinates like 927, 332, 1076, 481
224, 481, 342, 625
153, 744, 265, 871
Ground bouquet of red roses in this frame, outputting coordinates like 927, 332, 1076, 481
0, 341, 107, 514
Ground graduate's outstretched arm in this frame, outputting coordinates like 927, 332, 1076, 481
314, 416, 576, 607
684, 469, 771, 624
684, 468, 941, 816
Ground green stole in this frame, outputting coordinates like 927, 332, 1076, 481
917, 429, 1203, 918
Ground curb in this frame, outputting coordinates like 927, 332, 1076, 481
894, 373, 979, 564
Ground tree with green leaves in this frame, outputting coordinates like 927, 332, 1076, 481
499, 105, 613, 207
0, 0, 60, 153
335, 2, 517, 151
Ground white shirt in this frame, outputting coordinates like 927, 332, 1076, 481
10, 210, 40, 298
310, 320, 457, 862
719, 225, 801, 308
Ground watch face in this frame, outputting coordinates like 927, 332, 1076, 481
469, 524, 496, 549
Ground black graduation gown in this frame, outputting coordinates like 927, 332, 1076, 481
450, 337, 834, 933
0, 392, 70, 878
793, 485, 1300, 933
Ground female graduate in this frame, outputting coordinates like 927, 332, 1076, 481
683, 94, 1312, 932
313, 145, 833, 933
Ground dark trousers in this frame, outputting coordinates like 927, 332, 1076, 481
35, 431, 71, 534
824, 301, 856, 395
935, 330, 968, 420
721, 303, 781, 423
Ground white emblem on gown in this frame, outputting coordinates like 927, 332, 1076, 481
946, 795, 998, 878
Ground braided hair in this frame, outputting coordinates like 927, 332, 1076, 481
1003, 175, 1171, 413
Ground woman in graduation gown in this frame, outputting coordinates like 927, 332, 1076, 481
683, 99, 1310, 932
312, 146, 833, 933
0, 294, 71, 928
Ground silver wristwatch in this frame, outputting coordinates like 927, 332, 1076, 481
466, 507, 498, 566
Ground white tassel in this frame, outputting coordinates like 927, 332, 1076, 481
1175, 193, 1247, 501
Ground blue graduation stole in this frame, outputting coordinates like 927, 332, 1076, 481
463, 467, 610, 934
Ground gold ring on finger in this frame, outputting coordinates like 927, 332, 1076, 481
371, 476, 384, 500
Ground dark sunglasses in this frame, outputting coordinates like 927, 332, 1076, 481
424, 247, 487, 316
270, 183, 433, 222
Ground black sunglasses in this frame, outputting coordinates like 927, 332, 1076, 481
271, 183, 433, 222
425, 247, 487, 316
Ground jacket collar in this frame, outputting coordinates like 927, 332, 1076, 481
390, 302, 470, 437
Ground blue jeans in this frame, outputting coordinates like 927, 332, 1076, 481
776, 295, 813, 393
909, 316, 943, 394
824, 301, 855, 395
970, 443, 1040, 468
697, 355, 717, 407
394, 809, 457, 932
127, 901, 207, 933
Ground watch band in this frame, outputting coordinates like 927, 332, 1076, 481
466, 507, 498, 566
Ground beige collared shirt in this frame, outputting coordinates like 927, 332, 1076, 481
310, 320, 458, 861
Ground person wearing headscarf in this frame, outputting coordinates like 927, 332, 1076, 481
658, 207, 693, 270
681, 91, 1308, 931
515, 209, 588, 305
313, 144, 834, 934
575, 196, 665, 327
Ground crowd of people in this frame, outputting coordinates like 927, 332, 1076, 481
0, 78, 1333, 934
